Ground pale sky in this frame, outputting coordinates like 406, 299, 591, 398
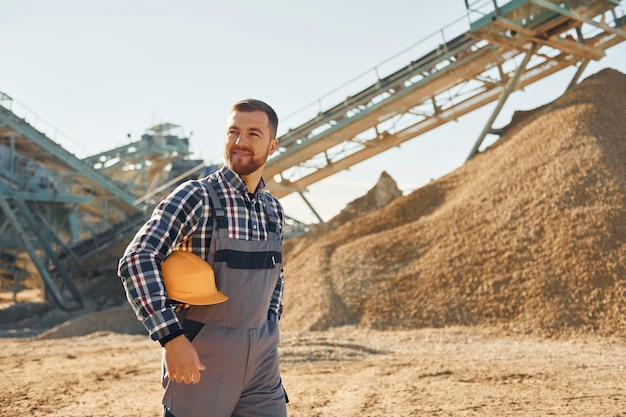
2, 1, 625, 223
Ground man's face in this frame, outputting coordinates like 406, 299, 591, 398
224, 110, 277, 177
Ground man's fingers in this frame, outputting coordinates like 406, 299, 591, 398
187, 359, 205, 384
191, 368, 201, 384
171, 369, 183, 383
171, 368, 202, 384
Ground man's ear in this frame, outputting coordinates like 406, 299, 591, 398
268, 138, 278, 156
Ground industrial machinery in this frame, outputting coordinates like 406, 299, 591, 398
265, 0, 625, 221
0, 103, 208, 309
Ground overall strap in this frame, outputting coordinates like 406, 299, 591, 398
205, 181, 228, 230
261, 192, 280, 234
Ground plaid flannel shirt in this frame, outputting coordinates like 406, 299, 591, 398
118, 165, 285, 342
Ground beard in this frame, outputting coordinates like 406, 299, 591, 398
225, 145, 270, 177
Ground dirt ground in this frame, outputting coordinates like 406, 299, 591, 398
1, 326, 625, 417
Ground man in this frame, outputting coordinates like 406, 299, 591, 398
118, 99, 288, 417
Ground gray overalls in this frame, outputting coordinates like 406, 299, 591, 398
162, 183, 287, 417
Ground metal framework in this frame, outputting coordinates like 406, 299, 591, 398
0, 105, 203, 309
264, 0, 625, 199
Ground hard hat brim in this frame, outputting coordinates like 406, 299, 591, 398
170, 290, 229, 306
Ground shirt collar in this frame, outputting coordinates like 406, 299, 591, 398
219, 165, 266, 195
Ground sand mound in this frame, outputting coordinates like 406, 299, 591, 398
0, 272, 134, 338
281, 68, 626, 337
36, 305, 144, 339
283, 171, 403, 259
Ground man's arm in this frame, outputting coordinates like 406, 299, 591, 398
117, 181, 206, 341
268, 193, 285, 322
268, 269, 284, 322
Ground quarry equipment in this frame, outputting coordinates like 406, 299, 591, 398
265, 0, 625, 206
0, 102, 209, 309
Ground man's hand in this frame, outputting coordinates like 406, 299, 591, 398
163, 335, 206, 384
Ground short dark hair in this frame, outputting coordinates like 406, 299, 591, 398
231, 98, 279, 139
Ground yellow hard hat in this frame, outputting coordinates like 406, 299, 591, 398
161, 251, 228, 305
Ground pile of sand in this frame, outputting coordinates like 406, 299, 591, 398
0, 272, 140, 338
281, 68, 626, 337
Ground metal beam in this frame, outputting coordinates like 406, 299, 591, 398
297, 190, 324, 224
530, 0, 626, 39
133, 161, 206, 206
13, 191, 92, 204
567, 59, 591, 89
490, 18, 606, 59
0, 191, 73, 309
0, 106, 139, 209
467, 42, 538, 160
